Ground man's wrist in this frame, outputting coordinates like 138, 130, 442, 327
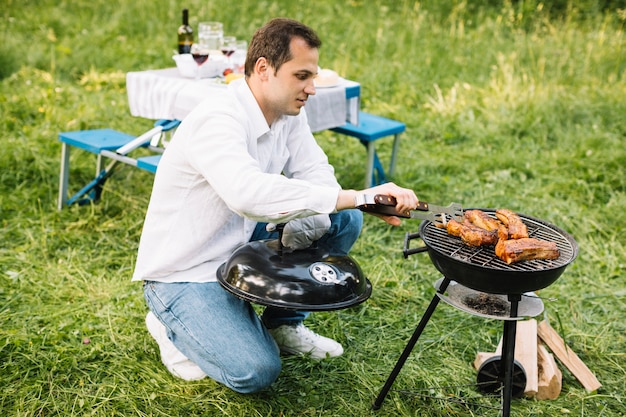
336, 189, 359, 211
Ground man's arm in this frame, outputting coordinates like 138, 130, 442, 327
336, 182, 419, 226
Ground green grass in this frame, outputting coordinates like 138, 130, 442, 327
1, 0, 625, 416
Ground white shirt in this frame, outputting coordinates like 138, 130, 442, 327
132, 78, 341, 283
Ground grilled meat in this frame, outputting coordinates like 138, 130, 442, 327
446, 218, 462, 236
465, 209, 500, 231
445, 218, 498, 246
495, 238, 560, 264
460, 220, 499, 247
465, 209, 509, 241
495, 209, 529, 239
444, 208, 560, 263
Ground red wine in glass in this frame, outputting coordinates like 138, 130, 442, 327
190, 43, 210, 79
192, 52, 209, 65
220, 48, 235, 57
221, 36, 238, 70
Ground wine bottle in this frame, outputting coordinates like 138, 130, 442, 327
178, 9, 193, 54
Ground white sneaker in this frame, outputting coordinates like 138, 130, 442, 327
268, 323, 343, 359
145, 312, 207, 381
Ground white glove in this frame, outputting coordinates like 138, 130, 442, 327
266, 214, 331, 250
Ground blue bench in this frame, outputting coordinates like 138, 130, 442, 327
57, 120, 178, 209
136, 155, 162, 174
330, 111, 406, 188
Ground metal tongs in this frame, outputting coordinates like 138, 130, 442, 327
355, 194, 463, 227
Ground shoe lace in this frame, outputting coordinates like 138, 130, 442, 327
294, 324, 322, 343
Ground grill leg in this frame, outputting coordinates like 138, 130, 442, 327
501, 294, 521, 417
372, 277, 451, 410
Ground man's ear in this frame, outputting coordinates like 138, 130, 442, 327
254, 57, 270, 80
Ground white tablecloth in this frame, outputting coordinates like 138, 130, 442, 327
126, 68, 359, 133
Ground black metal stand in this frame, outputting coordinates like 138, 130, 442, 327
372, 277, 450, 410
500, 294, 521, 417
372, 277, 522, 417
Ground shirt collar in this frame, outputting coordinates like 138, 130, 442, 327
230, 78, 271, 140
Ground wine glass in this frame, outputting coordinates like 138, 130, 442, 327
232, 40, 248, 74
190, 43, 210, 80
221, 36, 237, 69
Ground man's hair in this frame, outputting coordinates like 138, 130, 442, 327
245, 18, 321, 77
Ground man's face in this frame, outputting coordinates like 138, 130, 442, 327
264, 37, 318, 119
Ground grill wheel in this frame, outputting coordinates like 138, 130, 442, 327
477, 356, 527, 399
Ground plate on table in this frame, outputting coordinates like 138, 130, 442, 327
314, 82, 340, 88
315, 69, 340, 88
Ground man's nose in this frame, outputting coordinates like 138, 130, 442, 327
304, 79, 316, 95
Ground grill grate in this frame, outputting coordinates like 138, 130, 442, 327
420, 210, 577, 273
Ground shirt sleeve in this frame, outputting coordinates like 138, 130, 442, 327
283, 108, 341, 189
177, 96, 339, 223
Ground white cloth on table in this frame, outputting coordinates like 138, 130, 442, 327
126, 68, 226, 121
126, 68, 348, 132
305, 82, 347, 132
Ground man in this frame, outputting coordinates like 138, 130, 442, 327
132, 18, 418, 393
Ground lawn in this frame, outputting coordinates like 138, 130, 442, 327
1, 0, 625, 416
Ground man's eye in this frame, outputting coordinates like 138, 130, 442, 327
296, 74, 310, 80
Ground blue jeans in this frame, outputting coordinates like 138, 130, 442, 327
143, 210, 363, 393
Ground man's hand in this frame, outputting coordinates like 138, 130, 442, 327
336, 182, 419, 226
267, 214, 331, 250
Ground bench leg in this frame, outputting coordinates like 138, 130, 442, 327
365, 142, 377, 188
373, 153, 386, 185
96, 154, 105, 177
364, 141, 396, 187
389, 133, 401, 177
57, 144, 108, 209
58, 143, 70, 210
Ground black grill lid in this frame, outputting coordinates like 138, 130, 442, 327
217, 240, 372, 311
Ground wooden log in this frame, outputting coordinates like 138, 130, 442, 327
513, 319, 538, 397
537, 320, 602, 392
473, 351, 496, 371
536, 342, 562, 400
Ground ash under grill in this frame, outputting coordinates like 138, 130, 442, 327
420, 211, 577, 273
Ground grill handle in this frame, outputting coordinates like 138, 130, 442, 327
403, 232, 428, 258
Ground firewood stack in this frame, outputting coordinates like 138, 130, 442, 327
473, 319, 602, 399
